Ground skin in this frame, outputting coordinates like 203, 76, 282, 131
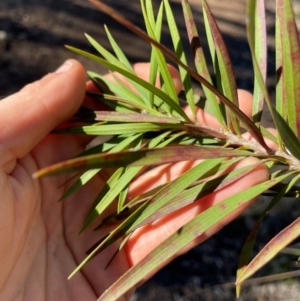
0, 59, 269, 301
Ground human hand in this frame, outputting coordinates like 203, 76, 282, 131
0, 59, 269, 301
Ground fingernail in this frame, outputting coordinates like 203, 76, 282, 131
55, 60, 73, 73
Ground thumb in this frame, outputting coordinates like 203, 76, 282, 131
0, 59, 86, 166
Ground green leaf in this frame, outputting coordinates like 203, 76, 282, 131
147, 1, 164, 108
275, 0, 285, 119
57, 134, 143, 201
76, 111, 181, 124
66, 45, 189, 121
97, 172, 294, 301
181, 0, 226, 128
59, 169, 100, 201
246, 0, 282, 148
202, 0, 240, 134
148, 131, 172, 148
89, 72, 154, 112
116, 135, 143, 213
154, 131, 187, 148
87, 0, 270, 152
69, 158, 224, 278
130, 159, 258, 227
247, 0, 267, 124
272, 105, 300, 160
85, 33, 126, 69
82, 166, 142, 232
87, 88, 163, 116
237, 195, 300, 288
86, 33, 151, 107
141, 0, 179, 109
236, 173, 300, 296
164, 0, 196, 119
104, 25, 158, 108
276, 0, 300, 137
104, 26, 132, 71
123, 158, 225, 230
54, 122, 180, 136
117, 179, 129, 213
33, 146, 253, 178
260, 126, 277, 144
96, 157, 247, 229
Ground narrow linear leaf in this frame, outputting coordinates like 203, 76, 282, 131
104, 25, 132, 71
96, 157, 245, 230
125, 156, 243, 210
54, 122, 180, 136
236, 173, 300, 296
260, 126, 277, 144
246, 0, 282, 148
148, 1, 164, 108
104, 25, 156, 107
145, 0, 157, 27
70, 158, 224, 278
87, 0, 270, 152
76, 111, 181, 124
164, 0, 196, 118
202, 0, 240, 134
134, 159, 258, 227
88, 72, 152, 112
86, 32, 151, 107
88, 91, 137, 113
87, 89, 165, 116
275, 0, 285, 118
272, 105, 300, 160
66, 45, 190, 121
247, 0, 267, 124
120, 159, 225, 232
237, 202, 300, 286
154, 131, 187, 148
141, 0, 179, 107
181, 0, 226, 128
148, 130, 172, 148
85, 33, 127, 70
69, 200, 150, 279
59, 169, 100, 201
116, 135, 143, 213
33, 146, 253, 178
118, 182, 129, 214
56, 134, 144, 201
58, 136, 118, 201
277, 0, 300, 137
82, 166, 142, 232
97, 172, 294, 301
104, 234, 133, 270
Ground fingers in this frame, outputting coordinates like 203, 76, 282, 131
0, 60, 86, 167
184, 89, 254, 128
124, 157, 269, 270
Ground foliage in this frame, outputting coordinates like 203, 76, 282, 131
33, 0, 300, 299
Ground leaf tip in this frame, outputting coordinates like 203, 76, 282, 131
32, 171, 41, 179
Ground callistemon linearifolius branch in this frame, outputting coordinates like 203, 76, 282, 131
33, 0, 300, 299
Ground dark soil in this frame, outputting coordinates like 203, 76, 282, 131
1, 1, 300, 300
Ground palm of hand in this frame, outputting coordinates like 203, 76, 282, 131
2, 128, 132, 300
0, 60, 268, 301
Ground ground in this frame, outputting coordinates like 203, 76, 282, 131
1, 0, 300, 300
